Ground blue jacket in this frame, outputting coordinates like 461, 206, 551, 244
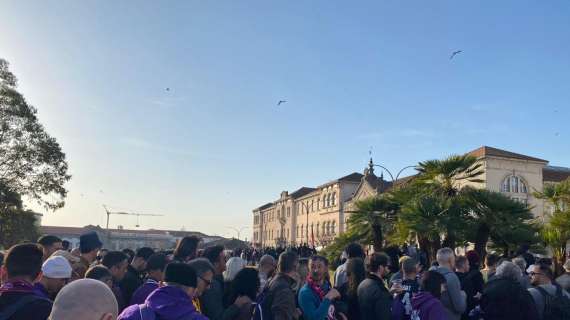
298, 283, 332, 320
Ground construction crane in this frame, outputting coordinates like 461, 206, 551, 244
103, 205, 164, 230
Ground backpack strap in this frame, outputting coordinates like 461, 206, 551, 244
0, 294, 50, 320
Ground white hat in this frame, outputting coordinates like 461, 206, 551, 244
42, 256, 72, 279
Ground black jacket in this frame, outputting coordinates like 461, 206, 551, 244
202, 274, 241, 320
121, 265, 144, 305
262, 273, 298, 320
456, 269, 484, 319
357, 274, 392, 320
480, 277, 539, 320
337, 282, 360, 320
0, 291, 52, 320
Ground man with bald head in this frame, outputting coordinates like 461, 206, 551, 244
258, 254, 276, 291
49, 278, 118, 320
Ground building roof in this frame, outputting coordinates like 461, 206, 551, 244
317, 172, 363, 188
467, 146, 548, 163
543, 166, 570, 183
289, 187, 317, 199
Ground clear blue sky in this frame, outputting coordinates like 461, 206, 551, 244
1, 1, 569, 238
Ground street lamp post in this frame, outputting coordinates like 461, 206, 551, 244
226, 226, 250, 240
370, 161, 418, 183
298, 201, 311, 245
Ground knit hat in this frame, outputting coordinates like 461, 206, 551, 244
42, 256, 72, 279
79, 232, 103, 252
164, 262, 197, 287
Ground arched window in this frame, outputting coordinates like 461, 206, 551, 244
323, 195, 327, 207
326, 194, 331, 207
332, 193, 336, 206
332, 221, 336, 234
311, 200, 314, 211
501, 175, 528, 194
325, 222, 330, 235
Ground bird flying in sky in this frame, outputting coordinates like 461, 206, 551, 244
450, 50, 463, 60
277, 100, 287, 106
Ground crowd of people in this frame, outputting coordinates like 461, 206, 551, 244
1, 233, 570, 320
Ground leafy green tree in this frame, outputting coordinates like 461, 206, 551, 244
0, 58, 70, 210
346, 196, 399, 252
415, 155, 483, 248
466, 189, 537, 258
0, 182, 39, 249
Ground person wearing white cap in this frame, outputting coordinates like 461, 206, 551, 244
34, 256, 72, 300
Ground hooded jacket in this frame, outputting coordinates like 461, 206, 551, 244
118, 285, 208, 320
411, 292, 448, 320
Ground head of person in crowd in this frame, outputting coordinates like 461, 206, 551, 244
131, 247, 155, 272
308, 255, 329, 284
512, 256, 527, 275
49, 278, 118, 320
40, 255, 72, 299
485, 253, 499, 271
345, 242, 365, 259
38, 235, 63, 260
79, 232, 103, 264
455, 255, 470, 273
163, 262, 199, 298
223, 257, 247, 282
229, 267, 260, 302
402, 256, 419, 279
466, 250, 481, 270
61, 240, 70, 251
495, 261, 522, 283
366, 252, 390, 279
146, 253, 168, 282
173, 235, 201, 262
436, 247, 456, 270
2, 243, 44, 284
419, 270, 446, 299
187, 258, 215, 297
203, 245, 226, 275
102, 251, 129, 283
346, 257, 366, 296
259, 254, 276, 278
122, 249, 135, 264
530, 261, 554, 287
85, 265, 114, 289
97, 249, 109, 263
277, 250, 300, 278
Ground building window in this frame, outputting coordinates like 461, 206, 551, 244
332, 221, 336, 234
501, 175, 528, 194
323, 195, 327, 207
311, 200, 314, 211
300, 225, 304, 238
287, 207, 291, 217
316, 223, 320, 236
332, 193, 336, 206
326, 194, 331, 207
322, 223, 326, 235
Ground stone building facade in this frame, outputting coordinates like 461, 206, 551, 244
252, 146, 570, 248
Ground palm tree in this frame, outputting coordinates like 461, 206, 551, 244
415, 154, 484, 248
417, 154, 484, 196
466, 189, 537, 258
396, 194, 450, 262
347, 196, 399, 252
534, 178, 570, 214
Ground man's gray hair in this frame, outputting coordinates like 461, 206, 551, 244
188, 258, 215, 276
436, 248, 455, 264
259, 254, 276, 267
512, 256, 527, 272
496, 261, 522, 282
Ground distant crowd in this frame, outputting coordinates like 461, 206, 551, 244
1, 232, 570, 320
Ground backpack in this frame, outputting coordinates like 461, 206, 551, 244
536, 285, 570, 320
